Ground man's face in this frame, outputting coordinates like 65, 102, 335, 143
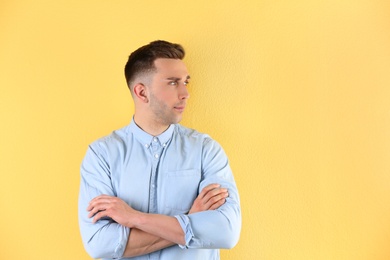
147, 58, 190, 126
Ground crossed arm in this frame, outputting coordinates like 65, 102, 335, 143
87, 184, 229, 258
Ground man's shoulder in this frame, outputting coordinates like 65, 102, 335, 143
174, 124, 209, 139
173, 124, 217, 146
89, 124, 130, 149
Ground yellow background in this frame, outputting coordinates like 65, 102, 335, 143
1, 0, 390, 259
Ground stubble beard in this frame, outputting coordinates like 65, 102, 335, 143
149, 92, 182, 127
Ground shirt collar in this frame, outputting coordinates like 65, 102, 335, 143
128, 118, 175, 147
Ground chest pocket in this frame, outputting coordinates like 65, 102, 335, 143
162, 169, 201, 215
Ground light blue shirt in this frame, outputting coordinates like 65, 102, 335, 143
78, 119, 241, 259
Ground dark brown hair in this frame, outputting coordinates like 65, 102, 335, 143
124, 40, 185, 90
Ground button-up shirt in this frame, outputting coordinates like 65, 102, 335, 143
78, 119, 241, 259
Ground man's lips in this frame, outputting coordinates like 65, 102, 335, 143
174, 105, 186, 111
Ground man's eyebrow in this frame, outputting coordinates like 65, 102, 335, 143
165, 75, 191, 80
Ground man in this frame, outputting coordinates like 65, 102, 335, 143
78, 40, 241, 259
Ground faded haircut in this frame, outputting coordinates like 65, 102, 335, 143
124, 40, 185, 91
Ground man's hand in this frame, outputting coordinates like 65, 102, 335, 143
189, 184, 228, 214
86, 184, 228, 257
87, 184, 228, 225
87, 195, 140, 227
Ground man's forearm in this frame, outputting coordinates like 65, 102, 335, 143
86, 184, 228, 257
123, 228, 175, 258
131, 212, 185, 245
123, 214, 184, 258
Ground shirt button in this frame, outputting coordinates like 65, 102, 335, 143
163, 143, 166, 147
154, 154, 159, 159
144, 144, 149, 148
153, 137, 158, 142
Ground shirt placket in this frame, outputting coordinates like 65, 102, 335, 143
149, 137, 164, 260
149, 137, 162, 214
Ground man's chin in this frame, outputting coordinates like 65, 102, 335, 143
171, 116, 183, 124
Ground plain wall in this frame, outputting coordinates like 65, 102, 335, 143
1, 0, 390, 259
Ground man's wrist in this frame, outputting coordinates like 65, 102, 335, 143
129, 211, 146, 229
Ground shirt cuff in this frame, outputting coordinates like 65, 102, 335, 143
174, 214, 194, 249
113, 226, 130, 259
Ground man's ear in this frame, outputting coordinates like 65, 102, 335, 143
133, 83, 149, 103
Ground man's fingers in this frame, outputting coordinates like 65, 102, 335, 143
198, 185, 229, 210
198, 184, 221, 200
92, 210, 108, 223
89, 194, 109, 203
205, 192, 228, 209
208, 197, 227, 210
203, 188, 228, 203
87, 195, 110, 210
87, 196, 116, 218
87, 202, 109, 218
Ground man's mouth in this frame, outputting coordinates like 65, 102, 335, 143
174, 105, 186, 112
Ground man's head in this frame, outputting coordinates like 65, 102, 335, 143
124, 40, 185, 93
124, 40, 190, 134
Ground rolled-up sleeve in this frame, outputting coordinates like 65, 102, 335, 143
175, 138, 241, 249
78, 144, 129, 259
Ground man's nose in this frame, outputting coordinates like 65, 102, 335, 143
179, 83, 190, 99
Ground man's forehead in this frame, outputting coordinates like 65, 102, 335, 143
154, 58, 189, 75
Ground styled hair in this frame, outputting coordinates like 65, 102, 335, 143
124, 40, 185, 90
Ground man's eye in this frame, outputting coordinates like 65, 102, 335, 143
169, 81, 178, 86
184, 81, 189, 86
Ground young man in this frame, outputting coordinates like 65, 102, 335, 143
78, 40, 241, 259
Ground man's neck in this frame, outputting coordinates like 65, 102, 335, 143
133, 114, 170, 136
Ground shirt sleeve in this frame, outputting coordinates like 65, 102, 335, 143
78, 143, 129, 259
175, 137, 241, 249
